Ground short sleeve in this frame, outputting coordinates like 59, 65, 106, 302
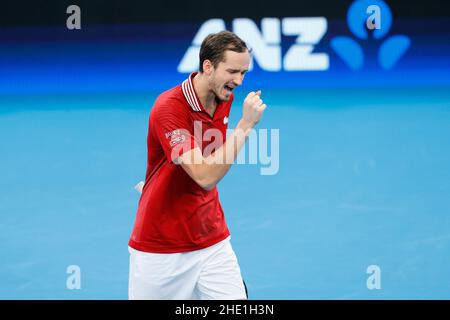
151, 103, 200, 163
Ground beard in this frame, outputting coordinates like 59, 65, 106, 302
208, 74, 234, 103
214, 82, 234, 103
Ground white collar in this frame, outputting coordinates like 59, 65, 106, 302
181, 72, 202, 112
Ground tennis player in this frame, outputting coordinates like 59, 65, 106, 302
128, 31, 266, 300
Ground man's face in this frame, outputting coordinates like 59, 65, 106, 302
207, 50, 251, 102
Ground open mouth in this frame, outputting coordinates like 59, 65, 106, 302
224, 84, 234, 93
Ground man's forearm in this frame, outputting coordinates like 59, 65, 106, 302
200, 119, 254, 188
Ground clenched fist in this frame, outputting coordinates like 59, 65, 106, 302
242, 90, 267, 126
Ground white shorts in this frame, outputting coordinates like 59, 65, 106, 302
128, 236, 247, 300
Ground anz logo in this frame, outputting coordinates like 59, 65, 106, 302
178, 0, 410, 73
178, 17, 329, 72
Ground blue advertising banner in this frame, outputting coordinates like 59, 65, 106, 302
1, 0, 449, 94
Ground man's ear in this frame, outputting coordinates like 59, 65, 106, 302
203, 59, 214, 75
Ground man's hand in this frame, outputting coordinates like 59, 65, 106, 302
242, 90, 267, 127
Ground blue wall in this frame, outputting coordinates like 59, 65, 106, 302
1, 15, 449, 95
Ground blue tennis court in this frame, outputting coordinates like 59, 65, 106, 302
1, 86, 449, 299
1, 0, 450, 300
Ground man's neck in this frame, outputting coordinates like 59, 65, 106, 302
192, 73, 218, 117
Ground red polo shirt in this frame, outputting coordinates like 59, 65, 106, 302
128, 73, 233, 253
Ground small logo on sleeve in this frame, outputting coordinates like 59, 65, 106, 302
223, 116, 229, 124
165, 129, 186, 147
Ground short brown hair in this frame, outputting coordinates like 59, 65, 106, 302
199, 31, 249, 73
